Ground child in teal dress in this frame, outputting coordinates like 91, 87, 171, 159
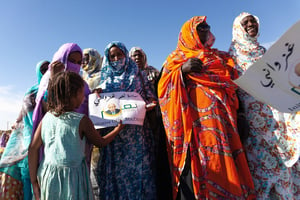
28, 71, 124, 200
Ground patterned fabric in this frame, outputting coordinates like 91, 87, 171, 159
229, 12, 300, 200
96, 41, 157, 200
82, 48, 103, 91
158, 16, 255, 199
0, 172, 23, 199
38, 111, 93, 199
228, 12, 266, 75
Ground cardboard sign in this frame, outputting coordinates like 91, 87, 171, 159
234, 20, 300, 113
89, 92, 146, 128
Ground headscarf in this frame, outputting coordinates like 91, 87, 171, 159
82, 48, 103, 91
32, 43, 90, 136
98, 41, 141, 93
229, 12, 266, 74
82, 48, 102, 74
129, 47, 149, 70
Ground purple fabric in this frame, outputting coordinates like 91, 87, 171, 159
0, 133, 8, 147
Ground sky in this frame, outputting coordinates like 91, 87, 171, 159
0, 0, 299, 130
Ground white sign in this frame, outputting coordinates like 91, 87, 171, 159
234, 20, 300, 113
88, 92, 146, 128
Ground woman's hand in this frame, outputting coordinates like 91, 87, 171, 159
181, 58, 203, 74
50, 61, 64, 78
93, 88, 103, 97
146, 100, 157, 111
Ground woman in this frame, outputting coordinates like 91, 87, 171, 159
96, 41, 157, 200
158, 16, 255, 199
130, 46, 172, 200
0, 60, 49, 200
129, 47, 160, 92
32, 43, 92, 166
229, 12, 300, 199
81, 48, 103, 91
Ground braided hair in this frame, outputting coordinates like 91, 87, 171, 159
47, 71, 84, 116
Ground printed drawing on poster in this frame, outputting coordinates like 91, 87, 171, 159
88, 92, 146, 128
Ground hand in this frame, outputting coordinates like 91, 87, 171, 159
181, 58, 203, 74
146, 101, 157, 111
32, 181, 41, 200
114, 120, 125, 132
93, 88, 103, 97
50, 61, 65, 78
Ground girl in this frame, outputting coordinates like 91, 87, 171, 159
28, 71, 123, 200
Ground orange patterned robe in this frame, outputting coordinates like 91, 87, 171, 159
158, 16, 255, 199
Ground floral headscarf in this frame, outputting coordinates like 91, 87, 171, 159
98, 41, 140, 93
82, 48, 102, 91
82, 48, 102, 74
229, 12, 266, 74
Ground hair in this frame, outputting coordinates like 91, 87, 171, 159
47, 71, 84, 116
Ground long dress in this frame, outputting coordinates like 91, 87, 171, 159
38, 112, 93, 200
229, 12, 300, 199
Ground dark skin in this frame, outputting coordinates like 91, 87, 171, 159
241, 15, 258, 37
181, 22, 209, 74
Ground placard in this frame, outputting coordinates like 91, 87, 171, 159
89, 92, 146, 128
234, 20, 300, 113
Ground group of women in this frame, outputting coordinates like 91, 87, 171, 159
0, 11, 299, 200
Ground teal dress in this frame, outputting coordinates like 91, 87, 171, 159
38, 112, 93, 200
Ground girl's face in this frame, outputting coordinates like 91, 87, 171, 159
109, 46, 125, 62
71, 86, 85, 109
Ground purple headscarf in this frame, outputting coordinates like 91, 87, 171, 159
32, 43, 90, 137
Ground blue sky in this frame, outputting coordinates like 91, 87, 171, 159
0, 0, 299, 130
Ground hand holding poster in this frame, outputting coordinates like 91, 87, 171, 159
234, 20, 300, 113
89, 92, 146, 128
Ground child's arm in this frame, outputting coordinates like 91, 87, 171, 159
28, 121, 43, 200
79, 115, 124, 147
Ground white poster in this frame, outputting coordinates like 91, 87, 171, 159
89, 92, 146, 128
234, 20, 300, 113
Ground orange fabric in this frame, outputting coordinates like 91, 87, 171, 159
158, 16, 255, 199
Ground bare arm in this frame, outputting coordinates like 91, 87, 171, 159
79, 115, 124, 148
28, 121, 43, 200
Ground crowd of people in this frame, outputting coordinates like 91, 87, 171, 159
0, 12, 299, 200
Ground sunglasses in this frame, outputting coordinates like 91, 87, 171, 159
196, 24, 210, 31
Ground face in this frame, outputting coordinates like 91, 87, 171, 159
241, 15, 258, 37
196, 22, 210, 45
109, 46, 125, 62
82, 53, 89, 67
131, 50, 145, 69
68, 51, 82, 65
40, 61, 50, 75
108, 103, 116, 112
